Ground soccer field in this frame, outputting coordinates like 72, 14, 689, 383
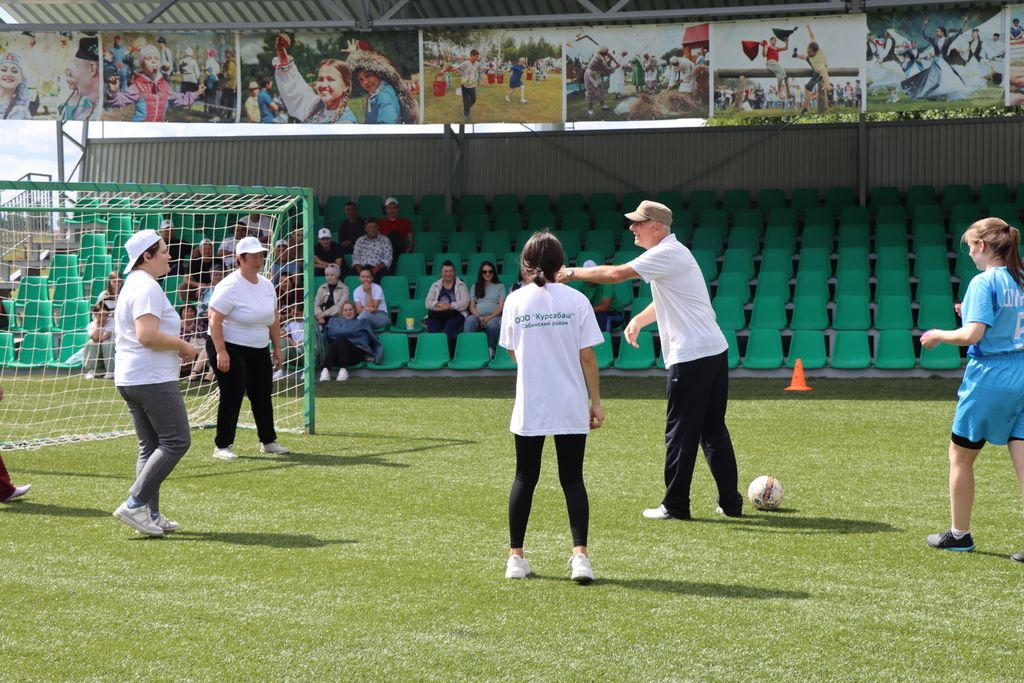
3, 377, 1023, 681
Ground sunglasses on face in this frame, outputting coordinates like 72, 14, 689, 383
481, 269, 494, 274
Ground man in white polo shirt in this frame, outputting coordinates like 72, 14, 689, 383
558, 199, 743, 520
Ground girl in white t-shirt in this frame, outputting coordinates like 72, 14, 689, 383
498, 231, 604, 584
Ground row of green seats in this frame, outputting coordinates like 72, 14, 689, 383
1, 298, 91, 333
0, 330, 89, 369
712, 294, 957, 332
738, 328, 961, 370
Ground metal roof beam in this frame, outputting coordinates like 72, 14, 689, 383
317, 0, 353, 22
376, 0, 411, 23
864, 0, 973, 6
142, 0, 181, 24
96, 0, 129, 24
374, 1, 848, 28
574, 0, 602, 14
608, 0, 634, 13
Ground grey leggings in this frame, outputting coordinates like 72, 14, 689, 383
117, 381, 191, 512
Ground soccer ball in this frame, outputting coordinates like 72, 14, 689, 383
747, 475, 784, 511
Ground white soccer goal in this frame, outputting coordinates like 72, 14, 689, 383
0, 180, 316, 450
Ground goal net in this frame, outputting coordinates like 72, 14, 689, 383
0, 180, 315, 450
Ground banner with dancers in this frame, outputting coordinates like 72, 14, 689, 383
1009, 6, 1024, 106
0, 31, 101, 121
239, 30, 419, 124
712, 15, 865, 119
866, 8, 1005, 112
423, 29, 563, 124
563, 23, 710, 122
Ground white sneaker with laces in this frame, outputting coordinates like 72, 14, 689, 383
112, 503, 163, 537
505, 554, 532, 579
272, 369, 284, 380
642, 504, 673, 520
152, 513, 179, 532
570, 553, 595, 584
2, 484, 31, 502
261, 441, 290, 454
212, 446, 238, 460
319, 368, 331, 382
336, 368, 349, 381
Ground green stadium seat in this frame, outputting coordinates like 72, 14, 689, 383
715, 271, 751, 303
485, 347, 514, 370
916, 269, 954, 300
876, 245, 909, 277
794, 269, 829, 301
366, 333, 410, 370
670, 210, 694, 242
874, 295, 912, 330
978, 183, 1010, 209
916, 295, 956, 330
655, 191, 684, 214
480, 231, 511, 256
801, 210, 834, 250
712, 296, 746, 332
874, 329, 915, 369
756, 189, 787, 213
524, 194, 552, 218
754, 270, 789, 301
413, 275, 437, 299
749, 295, 787, 330
594, 211, 624, 234
17, 300, 53, 333
574, 250, 604, 267
585, 230, 616, 259
407, 333, 449, 370
628, 295, 657, 332
52, 277, 85, 311
82, 255, 114, 299
691, 248, 717, 283
49, 330, 89, 368
426, 214, 457, 243
53, 298, 91, 333
446, 232, 477, 257
743, 328, 783, 369
414, 232, 442, 261
47, 253, 80, 285
723, 329, 740, 368
556, 194, 585, 217
593, 332, 614, 370
790, 295, 828, 330
612, 281, 634, 309
500, 252, 521, 283
448, 332, 490, 370
380, 276, 411, 309
0, 331, 14, 366
510, 229, 534, 252
790, 188, 819, 217
613, 330, 655, 369
876, 204, 907, 229
787, 329, 827, 369
64, 197, 103, 225
467, 253, 498, 281
913, 247, 949, 277
721, 247, 755, 282
698, 209, 728, 232
527, 211, 557, 232
949, 204, 981, 239
989, 202, 1021, 225
460, 213, 490, 240
723, 189, 752, 217
838, 223, 870, 251
14, 275, 51, 308
759, 248, 794, 278
355, 195, 381, 219
942, 184, 973, 211
840, 205, 870, 229
390, 194, 415, 217
390, 299, 428, 333
683, 191, 713, 216
554, 230, 581, 260
836, 247, 869, 277
492, 193, 519, 217
954, 251, 981, 279
875, 271, 911, 300
588, 193, 617, 217
560, 211, 590, 232
1017, 182, 1024, 210
6, 331, 55, 368
396, 253, 427, 279
834, 273, 869, 300
825, 187, 855, 214
797, 248, 831, 276
692, 226, 726, 256
728, 224, 761, 253
612, 248, 642, 265
430, 253, 464, 278
621, 192, 648, 214
906, 185, 937, 212
343, 275, 360, 299
869, 186, 900, 209
79, 232, 108, 266
732, 207, 763, 231
912, 221, 946, 251
830, 331, 870, 369
920, 343, 962, 370
832, 295, 870, 330
323, 195, 350, 226
419, 194, 447, 220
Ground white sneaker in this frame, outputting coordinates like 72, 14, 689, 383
212, 446, 238, 460
83, 371, 95, 379
152, 513, 179, 532
570, 553, 595, 584
505, 554, 532, 579
261, 441, 290, 454
319, 368, 331, 382
642, 504, 673, 520
2, 484, 31, 502
335, 368, 349, 381
103, 372, 115, 379
112, 503, 163, 537
272, 369, 284, 380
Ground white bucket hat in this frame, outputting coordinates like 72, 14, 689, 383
122, 229, 161, 275
235, 236, 268, 256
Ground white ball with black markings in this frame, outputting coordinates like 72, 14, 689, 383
748, 475, 784, 511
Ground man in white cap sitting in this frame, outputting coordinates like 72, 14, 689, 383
558, 199, 744, 521
378, 196, 414, 255
313, 227, 347, 277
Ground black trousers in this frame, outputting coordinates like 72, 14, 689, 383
320, 336, 366, 370
509, 433, 589, 548
206, 339, 278, 448
663, 351, 743, 517
461, 86, 477, 117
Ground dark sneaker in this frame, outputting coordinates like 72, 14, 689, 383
715, 505, 743, 518
1010, 549, 1024, 563
926, 529, 975, 552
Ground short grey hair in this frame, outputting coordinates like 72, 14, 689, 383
324, 263, 341, 276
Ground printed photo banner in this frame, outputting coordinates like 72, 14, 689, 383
563, 23, 710, 122
712, 14, 866, 119
100, 31, 239, 122
0, 31, 101, 121
866, 8, 1005, 112
423, 28, 563, 124
1009, 6, 1024, 106
239, 30, 419, 124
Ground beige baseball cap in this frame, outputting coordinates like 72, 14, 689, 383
624, 200, 673, 227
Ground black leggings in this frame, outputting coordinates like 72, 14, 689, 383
206, 339, 277, 448
509, 433, 589, 549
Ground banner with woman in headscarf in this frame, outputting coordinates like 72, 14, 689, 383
0, 31, 101, 120
240, 30, 419, 124
1008, 6, 1024, 106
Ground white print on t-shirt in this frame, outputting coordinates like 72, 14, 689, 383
512, 311, 574, 329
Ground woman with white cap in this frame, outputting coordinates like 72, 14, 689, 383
206, 236, 290, 461
111, 229, 197, 537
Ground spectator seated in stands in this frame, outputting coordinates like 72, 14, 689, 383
337, 201, 366, 254
83, 304, 115, 379
424, 259, 469, 352
352, 267, 389, 330
351, 220, 393, 282
577, 258, 624, 332
179, 238, 219, 302
196, 267, 225, 323
378, 196, 414, 254
160, 218, 190, 275
271, 238, 301, 295
319, 301, 382, 382
464, 259, 505, 355
314, 227, 349, 277
218, 223, 247, 270
313, 263, 349, 331
239, 211, 273, 242
94, 270, 122, 312
179, 302, 212, 381
275, 300, 304, 380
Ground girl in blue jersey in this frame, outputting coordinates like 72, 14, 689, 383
920, 217, 1024, 561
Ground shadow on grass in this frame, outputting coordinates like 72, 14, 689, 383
144, 531, 356, 549
696, 513, 898, 535
533, 575, 810, 599
0, 501, 109, 518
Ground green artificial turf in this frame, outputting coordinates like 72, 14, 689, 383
3, 377, 1023, 681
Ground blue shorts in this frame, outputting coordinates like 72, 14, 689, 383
952, 354, 1024, 446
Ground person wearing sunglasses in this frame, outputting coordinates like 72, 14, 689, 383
465, 260, 506, 355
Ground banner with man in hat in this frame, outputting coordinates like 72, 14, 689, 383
0, 31, 100, 120
240, 30, 419, 124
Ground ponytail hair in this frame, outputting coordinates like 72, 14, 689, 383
963, 217, 1024, 290
519, 231, 564, 287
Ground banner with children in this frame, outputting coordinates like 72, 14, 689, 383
563, 23, 710, 122
422, 28, 563, 124
238, 30, 419, 124
711, 15, 865, 119
1008, 6, 1024, 106
0, 31, 101, 121
100, 31, 238, 122
865, 8, 1005, 112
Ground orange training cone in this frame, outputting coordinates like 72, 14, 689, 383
784, 358, 812, 391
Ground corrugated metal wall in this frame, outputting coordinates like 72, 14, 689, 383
83, 117, 1023, 201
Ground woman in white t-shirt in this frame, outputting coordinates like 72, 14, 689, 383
498, 231, 604, 584
352, 266, 389, 329
111, 229, 198, 538
206, 236, 289, 461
